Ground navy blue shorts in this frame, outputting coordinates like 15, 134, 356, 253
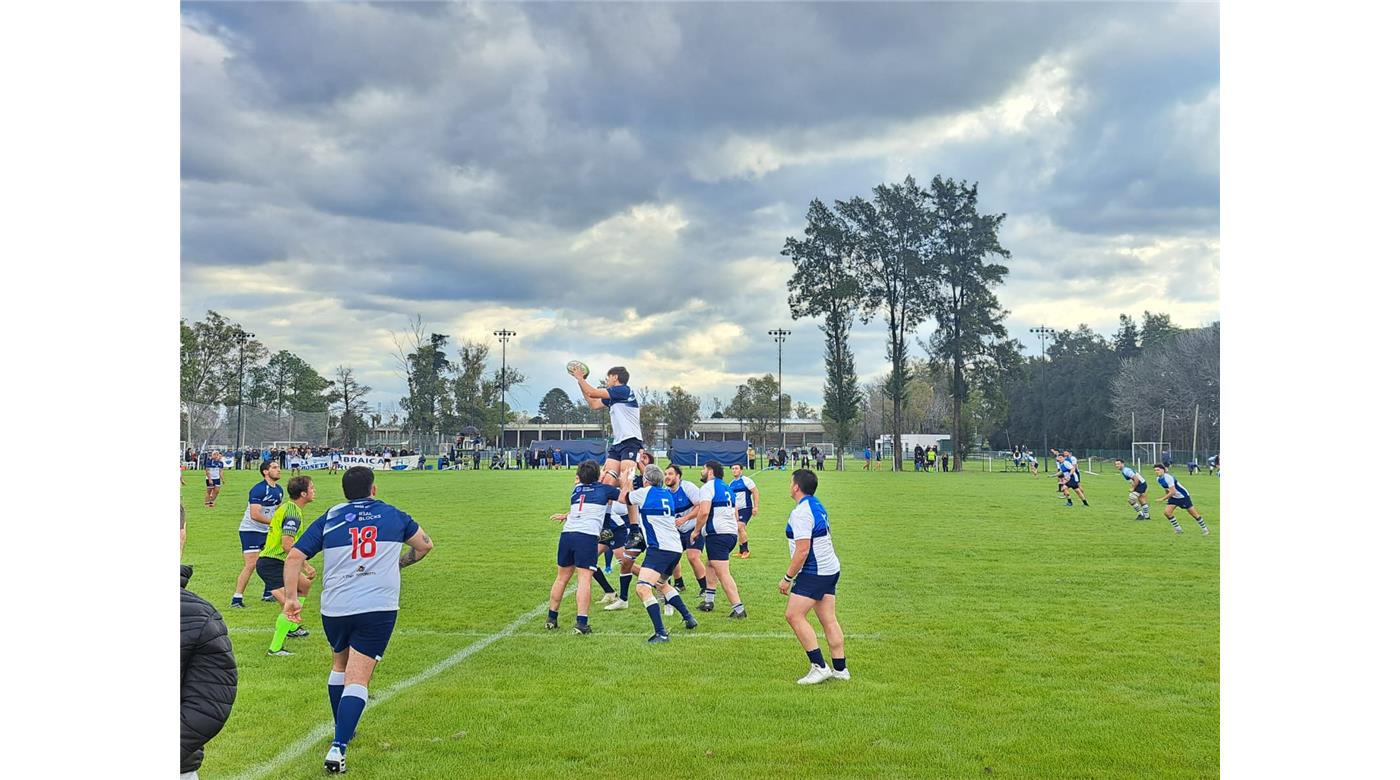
322, 610, 398, 661
680, 529, 704, 551
1065, 476, 1081, 490
206, 478, 222, 487
640, 548, 681, 579
1133, 482, 1149, 495
791, 571, 840, 600
557, 531, 599, 570
606, 438, 643, 464
603, 522, 630, 550
704, 533, 738, 561
255, 556, 286, 590
1167, 495, 1194, 510
737, 511, 753, 525
239, 530, 267, 553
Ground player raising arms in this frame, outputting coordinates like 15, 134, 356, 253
282, 465, 434, 774
572, 365, 644, 548
730, 463, 758, 558
694, 460, 747, 618
1153, 464, 1210, 536
1114, 458, 1151, 520
547, 460, 619, 634
625, 463, 699, 642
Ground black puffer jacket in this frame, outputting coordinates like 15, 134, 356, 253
181, 565, 237, 774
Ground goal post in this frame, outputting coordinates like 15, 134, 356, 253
1131, 441, 1171, 474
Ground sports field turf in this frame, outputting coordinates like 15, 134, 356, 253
181, 461, 1219, 779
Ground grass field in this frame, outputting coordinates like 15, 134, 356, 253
181, 461, 1219, 779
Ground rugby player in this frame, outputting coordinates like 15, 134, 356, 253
572, 365, 644, 549
1114, 458, 1151, 520
1054, 451, 1089, 507
203, 451, 224, 508
625, 464, 699, 641
1154, 464, 1210, 535
779, 469, 847, 684
730, 463, 758, 558
664, 464, 707, 608
694, 460, 747, 618
282, 466, 434, 774
547, 460, 619, 634
260, 475, 317, 655
231, 460, 282, 607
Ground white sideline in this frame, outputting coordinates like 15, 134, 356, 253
231, 626, 882, 641
229, 591, 570, 780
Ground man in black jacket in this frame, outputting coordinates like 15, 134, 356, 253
181, 507, 237, 778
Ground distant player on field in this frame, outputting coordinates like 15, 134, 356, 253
730, 463, 758, 558
204, 451, 225, 508
1114, 459, 1150, 520
1053, 450, 1088, 507
693, 460, 747, 618
547, 460, 618, 634
1153, 464, 1210, 536
283, 466, 433, 774
779, 469, 848, 685
572, 365, 643, 548
260, 475, 317, 655
232, 460, 282, 607
625, 464, 699, 642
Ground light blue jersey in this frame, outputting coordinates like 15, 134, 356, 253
1157, 473, 1191, 500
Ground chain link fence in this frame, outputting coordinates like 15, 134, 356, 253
181, 402, 330, 450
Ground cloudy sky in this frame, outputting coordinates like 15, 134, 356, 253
180, 1, 1219, 414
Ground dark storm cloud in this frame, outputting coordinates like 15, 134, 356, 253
180, 1, 1218, 410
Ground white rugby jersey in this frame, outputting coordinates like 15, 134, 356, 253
671, 480, 702, 533
627, 485, 683, 553
240, 480, 283, 532
730, 475, 756, 512
562, 482, 620, 536
698, 479, 738, 536
601, 384, 642, 443
786, 495, 840, 576
294, 499, 420, 617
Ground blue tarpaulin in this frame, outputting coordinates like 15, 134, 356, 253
530, 439, 607, 467
666, 439, 750, 467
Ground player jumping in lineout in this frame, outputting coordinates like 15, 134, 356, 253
572, 364, 644, 546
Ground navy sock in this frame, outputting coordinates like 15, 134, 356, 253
327, 671, 345, 723
603, 548, 614, 568
645, 601, 665, 634
666, 592, 694, 621
806, 648, 826, 668
740, 542, 749, 552
592, 568, 614, 593
697, 576, 707, 591
547, 609, 558, 622
620, 574, 633, 602
674, 577, 684, 588
334, 684, 368, 746
832, 657, 847, 672
577, 614, 589, 626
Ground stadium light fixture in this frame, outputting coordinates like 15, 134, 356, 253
233, 327, 254, 454
768, 329, 791, 449
493, 329, 517, 451
1030, 326, 1053, 459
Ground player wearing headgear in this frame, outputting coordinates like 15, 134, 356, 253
572, 365, 645, 549
730, 463, 758, 558
664, 464, 707, 609
1114, 458, 1150, 520
779, 469, 847, 685
693, 460, 747, 618
625, 464, 699, 642
546, 460, 620, 634
232, 459, 282, 607
281, 465, 434, 774
1153, 464, 1210, 535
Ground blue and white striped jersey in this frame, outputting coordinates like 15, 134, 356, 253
1057, 460, 1072, 476
562, 482, 620, 536
786, 496, 840, 576
699, 479, 738, 536
1157, 473, 1191, 500
627, 485, 682, 553
240, 480, 283, 532
601, 384, 642, 443
293, 498, 421, 617
671, 480, 701, 533
730, 475, 756, 514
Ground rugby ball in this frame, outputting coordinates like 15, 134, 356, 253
566, 360, 590, 379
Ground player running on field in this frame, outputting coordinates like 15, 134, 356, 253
693, 460, 747, 618
232, 460, 282, 607
572, 365, 644, 549
282, 466, 434, 774
1114, 459, 1150, 520
730, 463, 759, 558
1054, 451, 1089, 507
261, 475, 318, 655
625, 464, 699, 641
547, 460, 619, 634
779, 469, 848, 685
665, 464, 707, 610
204, 451, 225, 508
1153, 464, 1210, 535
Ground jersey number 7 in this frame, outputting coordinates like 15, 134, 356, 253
349, 526, 379, 559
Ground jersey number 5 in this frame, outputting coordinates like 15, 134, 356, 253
349, 526, 379, 559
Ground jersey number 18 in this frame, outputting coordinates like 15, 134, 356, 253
349, 526, 379, 559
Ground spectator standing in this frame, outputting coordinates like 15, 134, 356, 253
181, 506, 237, 778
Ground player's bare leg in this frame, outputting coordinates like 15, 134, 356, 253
814, 595, 847, 678
234, 550, 258, 599
706, 558, 745, 615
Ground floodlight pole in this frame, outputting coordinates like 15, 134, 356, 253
1031, 326, 1053, 461
769, 328, 790, 451
234, 327, 254, 456
494, 329, 516, 450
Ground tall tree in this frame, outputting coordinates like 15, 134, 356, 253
785, 198, 863, 470
329, 366, 372, 449
663, 386, 701, 441
1112, 314, 1142, 358
724, 375, 789, 447
450, 341, 497, 439
393, 317, 453, 436
636, 388, 664, 443
840, 176, 937, 471
251, 349, 330, 414
180, 310, 241, 404
538, 388, 573, 422
925, 176, 1011, 470
1111, 323, 1220, 457
1140, 311, 1183, 353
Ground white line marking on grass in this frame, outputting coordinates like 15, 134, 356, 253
229, 590, 571, 780
230, 627, 882, 641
